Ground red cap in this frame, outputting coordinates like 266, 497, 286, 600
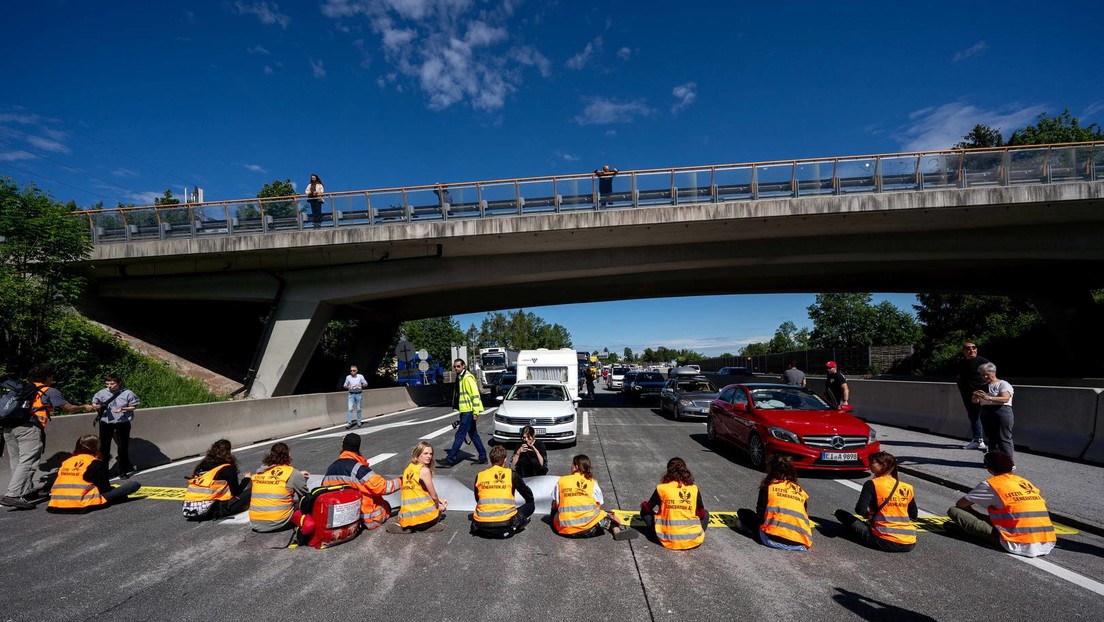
826, 361, 837, 368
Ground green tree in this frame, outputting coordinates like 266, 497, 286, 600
1007, 109, 1104, 146
250, 179, 298, 219
154, 189, 180, 205
623, 347, 634, 363
0, 179, 92, 375
913, 293, 1040, 373
740, 342, 769, 356
767, 320, 805, 352
401, 316, 465, 366
807, 293, 919, 349
475, 309, 572, 350
955, 124, 1005, 148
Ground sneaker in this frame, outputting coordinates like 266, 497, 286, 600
1, 496, 35, 510
358, 422, 364, 428
346, 422, 355, 429
976, 441, 988, 451
384, 523, 410, 534
422, 523, 445, 533
613, 527, 639, 541
473, 457, 488, 465
963, 440, 982, 450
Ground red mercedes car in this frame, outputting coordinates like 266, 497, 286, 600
707, 383, 879, 472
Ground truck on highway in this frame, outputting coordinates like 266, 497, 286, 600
479, 347, 518, 395
516, 348, 580, 402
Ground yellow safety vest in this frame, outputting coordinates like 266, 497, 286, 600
47, 454, 105, 511
184, 463, 233, 503
474, 465, 517, 523
654, 481, 705, 550
248, 465, 296, 524
869, 476, 916, 545
987, 474, 1056, 546
398, 462, 438, 528
553, 473, 603, 535
761, 481, 812, 548
458, 370, 483, 415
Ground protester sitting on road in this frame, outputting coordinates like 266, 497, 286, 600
470, 445, 535, 539
511, 425, 548, 477
551, 454, 637, 540
946, 451, 1056, 558
323, 433, 401, 531
737, 455, 813, 550
833, 451, 917, 552
182, 439, 252, 520
639, 457, 708, 550
248, 442, 309, 532
46, 435, 141, 513
388, 441, 447, 533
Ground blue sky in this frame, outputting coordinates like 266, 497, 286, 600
2, 1, 1102, 355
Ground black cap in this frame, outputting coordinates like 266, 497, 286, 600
983, 451, 1014, 474
342, 433, 361, 453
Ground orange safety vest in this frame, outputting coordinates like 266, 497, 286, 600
248, 465, 296, 524
473, 465, 517, 523
654, 481, 705, 550
398, 462, 438, 528
323, 451, 400, 528
869, 476, 917, 545
553, 473, 603, 535
761, 481, 813, 548
31, 382, 51, 428
184, 463, 233, 503
47, 454, 106, 511
987, 473, 1056, 546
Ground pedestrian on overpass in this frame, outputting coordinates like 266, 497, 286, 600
249, 442, 309, 532
470, 445, 535, 539
46, 434, 141, 513
343, 364, 368, 429
824, 361, 849, 408
439, 359, 487, 468
304, 173, 325, 229
833, 451, 917, 552
594, 164, 619, 206
736, 455, 812, 551
182, 439, 252, 520
639, 457, 708, 550
551, 454, 637, 541
946, 451, 1055, 558
322, 433, 401, 531
956, 342, 990, 451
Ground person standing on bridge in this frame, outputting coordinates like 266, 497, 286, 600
92, 374, 139, 479
439, 358, 487, 468
833, 451, 917, 552
304, 173, 325, 229
956, 341, 990, 451
343, 365, 367, 429
594, 164, 619, 206
323, 433, 402, 531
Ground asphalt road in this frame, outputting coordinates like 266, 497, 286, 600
2, 388, 1102, 621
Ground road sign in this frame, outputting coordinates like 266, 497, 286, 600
416, 349, 429, 360
395, 340, 415, 362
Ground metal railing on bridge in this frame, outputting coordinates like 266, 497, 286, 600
75, 142, 1104, 244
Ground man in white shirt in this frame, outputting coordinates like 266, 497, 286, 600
343, 365, 368, 428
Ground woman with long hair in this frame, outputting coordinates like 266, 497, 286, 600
248, 442, 310, 532
551, 454, 636, 540
736, 455, 812, 550
388, 441, 447, 533
305, 173, 325, 229
47, 435, 141, 513
182, 439, 252, 520
640, 457, 708, 549
834, 451, 917, 552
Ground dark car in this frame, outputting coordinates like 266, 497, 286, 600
659, 375, 719, 420
707, 383, 879, 472
492, 372, 517, 397
716, 366, 759, 377
628, 371, 667, 400
620, 370, 641, 395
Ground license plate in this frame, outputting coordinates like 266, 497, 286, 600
533, 428, 546, 434
821, 452, 858, 461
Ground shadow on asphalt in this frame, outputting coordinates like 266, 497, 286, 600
832, 588, 938, 622
897, 456, 983, 469
1055, 537, 1104, 557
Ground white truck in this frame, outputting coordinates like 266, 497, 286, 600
515, 348, 580, 402
478, 347, 519, 394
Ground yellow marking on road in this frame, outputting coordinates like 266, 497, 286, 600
127, 485, 187, 501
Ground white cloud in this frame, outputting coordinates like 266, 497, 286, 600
0, 150, 35, 162
898, 101, 1042, 151
605, 129, 616, 137
561, 153, 578, 162
121, 191, 163, 206
617, 46, 632, 61
310, 58, 326, 78
263, 65, 274, 75
951, 41, 988, 63
229, 1, 290, 29
0, 112, 44, 125
574, 97, 653, 125
1084, 100, 1104, 118
243, 163, 267, 173
670, 81, 697, 113
26, 135, 70, 153
112, 168, 138, 178
566, 36, 602, 70
247, 44, 270, 54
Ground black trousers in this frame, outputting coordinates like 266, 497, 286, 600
99, 421, 133, 474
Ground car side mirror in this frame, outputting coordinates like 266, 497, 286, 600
840, 404, 853, 412
572, 397, 581, 403
732, 403, 747, 412
496, 395, 504, 402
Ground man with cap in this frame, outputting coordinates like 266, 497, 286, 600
946, 452, 1056, 557
825, 361, 849, 408
322, 433, 402, 530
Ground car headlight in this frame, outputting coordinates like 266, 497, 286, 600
868, 428, 877, 444
553, 413, 576, 425
768, 426, 800, 444
494, 413, 508, 423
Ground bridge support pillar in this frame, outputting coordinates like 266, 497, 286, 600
250, 298, 335, 398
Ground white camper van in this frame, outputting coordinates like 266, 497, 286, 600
515, 348, 579, 402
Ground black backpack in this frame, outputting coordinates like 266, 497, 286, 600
0, 380, 46, 427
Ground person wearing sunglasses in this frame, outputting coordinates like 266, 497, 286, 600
439, 359, 487, 467
955, 343, 991, 451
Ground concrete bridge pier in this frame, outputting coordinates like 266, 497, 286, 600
250, 298, 335, 399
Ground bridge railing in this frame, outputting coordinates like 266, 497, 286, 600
75, 142, 1104, 244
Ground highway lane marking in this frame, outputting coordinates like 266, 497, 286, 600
311, 410, 465, 440
1016, 557, 1104, 596
365, 453, 396, 465
418, 408, 498, 440
582, 410, 590, 435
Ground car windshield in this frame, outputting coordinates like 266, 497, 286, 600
612, 367, 628, 375
638, 372, 664, 382
749, 387, 831, 411
507, 384, 568, 401
481, 354, 506, 368
677, 380, 717, 392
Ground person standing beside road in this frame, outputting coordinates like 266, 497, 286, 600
2, 365, 95, 510
594, 164, 619, 206
389, 441, 446, 533
46, 434, 141, 513
511, 425, 548, 477
782, 361, 807, 387
946, 451, 1056, 558
440, 359, 487, 468
249, 442, 309, 533
833, 451, 917, 552
736, 455, 812, 551
825, 361, 849, 407
639, 457, 708, 550
584, 365, 597, 399
304, 173, 325, 229
956, 342, 990, 451
551, 454, 637, 541
972, 362, 1015, 458
92, 374, 139, 479
470, 445, 535, 539
322, 433, 401, 531
343, 365, 368, 429
182, 439, 252, 520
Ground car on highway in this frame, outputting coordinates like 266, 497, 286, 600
620, 370, 641, 394
716, 366, 759, 377
492, 380, 579, 446
707, 383, 878, 472
606, 365, 630, 390
490, 371, 517, 398
628, 371, 667, 400
659, 375, 720, 420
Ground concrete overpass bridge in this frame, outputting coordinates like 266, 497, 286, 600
74, 143, 1104, 397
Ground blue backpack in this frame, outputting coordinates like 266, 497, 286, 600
0, 380, 45, 427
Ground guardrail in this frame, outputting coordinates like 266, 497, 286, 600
75, 142, 1104, 244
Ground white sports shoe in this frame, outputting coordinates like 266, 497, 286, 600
977, 441, 988, 451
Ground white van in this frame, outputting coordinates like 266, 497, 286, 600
515, 348, 579, 402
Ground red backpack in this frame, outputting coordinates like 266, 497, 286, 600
287, 485, 362, 549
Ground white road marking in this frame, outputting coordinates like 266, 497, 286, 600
419, 408, 498, 440
582, 410, 590, 435
311, 410, 460, 440
365, 453, 396, 466
833, 479, 864, 492
218, 513, 251, 526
